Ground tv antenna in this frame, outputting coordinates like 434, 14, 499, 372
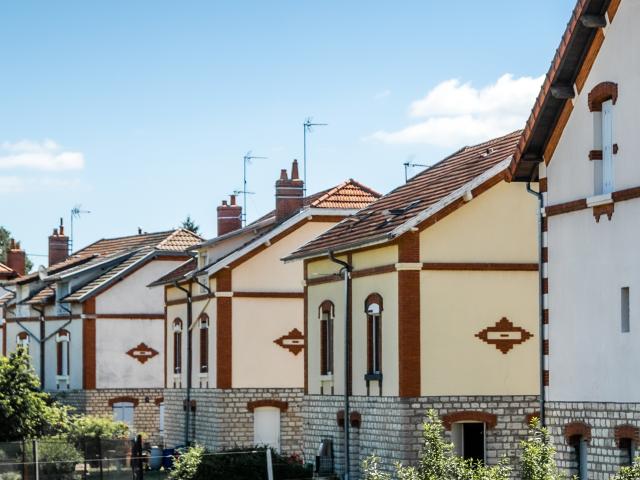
403, 161, 429, 183
239, 151, 267, 226
303, 117, 328, 194
69, 205, 91, 254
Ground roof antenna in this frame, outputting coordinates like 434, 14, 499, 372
303, 117, 328, 195
238, 151, 268, 226
70, 205, 91, 254
403, 159, 428, 183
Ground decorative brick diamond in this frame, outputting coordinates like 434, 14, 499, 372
126, 342, 159, 364
475, 317, 533, 354
274, 328, 305, 355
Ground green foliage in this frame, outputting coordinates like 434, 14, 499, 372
520, 417, 567, 480
0, 349, 69, 441
612, 458, 640, 480
170, 445, 312, 480
0, 226, 33, 273
363, 410, 511, 480
170, 444, 204, 480
64, 415, 129, 442
181, 216, 200, 235
35, 440, 83, 480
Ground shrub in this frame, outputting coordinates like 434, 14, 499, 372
65, 415, 129, 442
36, 440, 83, 480
520, 417, 567, 480
170, 444, 204, 480
612, 458, 640, 480
363, 410, 511, 480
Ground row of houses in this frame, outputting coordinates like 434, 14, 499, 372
1, 0, 637, 478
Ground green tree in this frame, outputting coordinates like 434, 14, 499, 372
64, 415, 129, 442
0, 348, 69, 441
520, 417, 568, 480
0, 226, 33, 273
181, 216, 200, 235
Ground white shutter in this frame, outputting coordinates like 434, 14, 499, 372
253, 407, 281, 451
602, 100, 614, 194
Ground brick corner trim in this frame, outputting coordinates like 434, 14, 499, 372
246, 399, 288, 413
154, 397, 164, 406
107, 396, 140, 407
564, 422, 592, 444
588, 81, 618, 112
614, 425, 640, 447
441, 411, 498, 431
336, 409, 362, 429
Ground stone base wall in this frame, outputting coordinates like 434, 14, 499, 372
54, 388, 164, 444
164, 388, 304, 454
546, 401, 640, 479
303, 394, 539, 479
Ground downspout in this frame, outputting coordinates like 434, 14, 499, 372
526, 178, 546, 426
32, 305, 46, 389
174, 281, 193, 446
328, 251, 352, 480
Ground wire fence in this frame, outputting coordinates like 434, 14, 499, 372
0, 440, 315, 480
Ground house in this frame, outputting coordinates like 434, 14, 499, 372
0, 238, 27, 355
285, 131, 540, 477
509, 0, 637, 477
1, 223, 201, 442
152, 160, 380, 453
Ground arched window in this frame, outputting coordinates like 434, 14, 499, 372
588, 81, 618, 196
56, 330, 70, 377
365, 294, 383, 375
319, 301, 334, 376
173, 319, 183, 374
199, 314, 209, 373
615, 425, 639, 467
16, 332, 29, 353
565, 422, 591, 480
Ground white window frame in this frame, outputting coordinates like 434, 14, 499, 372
56, 331, 71, 379
452, 422, 486, 463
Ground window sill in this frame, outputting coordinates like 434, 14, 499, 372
364, 373, 383, 382
586, 193, 613, 207
320, 374, 334, 382
55, 375, 69, 382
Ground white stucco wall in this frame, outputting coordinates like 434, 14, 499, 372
546, 0, 640, 402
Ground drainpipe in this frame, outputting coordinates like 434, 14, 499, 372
174, 281, 193, 446
32, 305, 46, 389
328, 251, 352, 480
526, 178, 546, 426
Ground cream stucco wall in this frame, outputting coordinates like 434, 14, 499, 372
232, 297, 302, 388
232, 222, 335, 292
352, 245, 397, 270
544, 0, 640, 402
420, 181, 538, 263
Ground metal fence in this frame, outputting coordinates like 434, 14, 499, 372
0, 437, 164, 480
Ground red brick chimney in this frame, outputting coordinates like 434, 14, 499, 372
275, 159, 304, 222
6, 239, 26, 276
217, 195, 243, 236
48, 218, 69, 266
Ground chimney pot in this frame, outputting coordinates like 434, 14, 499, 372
48, 221, 69, 267
280, 169, 288, 181
230, 194, 236, 206
217, 196, 243, 236
291, 159, 300, 180
275, 160, 305, 222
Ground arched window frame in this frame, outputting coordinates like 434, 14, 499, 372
173, 318, 183, 374
319, 301, 335, 376
56, 329, 70, 377
564, 422, 591, 480
588, 81, 619, 197
365, 293, 383, 376
17, 332, 29, 353
199, 314, 209, 374
615, 425, 639, 467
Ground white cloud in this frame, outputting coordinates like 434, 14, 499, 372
367, 74, 543, 148
0, 139, 85, 171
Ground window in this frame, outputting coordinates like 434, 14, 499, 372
619, 437, 634, 466
199, 314, 209, 373
589, 82, 618, 195
615, 425, 638, 467
17, 332, 29, 353
112, 402, 134, 429
173, 319, 183, 374
319, 301, 334, 376
253, 407, 281, 451
565, 422, 591, 480
452, 423, 485, 463
365, 294, 383, 376
56, 330, 70, 377
621, 287, 630, 333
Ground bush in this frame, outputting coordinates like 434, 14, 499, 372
612, 458, 640, 480
363, 410, 511, 480
36, 440, 83, 480
520, 417, 567, 480
170, 445, 312, 480
64, 415, 129, 442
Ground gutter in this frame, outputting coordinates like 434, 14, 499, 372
526, 178, 546, 427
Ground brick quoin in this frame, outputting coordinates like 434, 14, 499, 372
216, 269, 232, 389
397, 232, 420, 397
82, 298, 96, 389
588, 81, 618, 112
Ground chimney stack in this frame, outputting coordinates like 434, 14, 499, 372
217, 194, 243, 236
6, 238, 26, 276
275, 159, 304, 222
48, 218, 69, 266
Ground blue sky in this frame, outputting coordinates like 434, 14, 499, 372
0, 0, 575, 264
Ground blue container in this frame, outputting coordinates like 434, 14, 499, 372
162, 448, 176, 470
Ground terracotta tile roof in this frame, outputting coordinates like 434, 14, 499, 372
509, 0, 613, 180
62, 249, 155, 302
289, 131, 521, 259
307, 179, 381, 209
15, 255, 98, 285
76, 229, 202, 257
148, 257, 197, 287
25, 286, 56, 306
0, 262, 17, 280
0, 291, 13, 306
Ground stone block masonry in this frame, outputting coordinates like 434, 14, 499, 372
303, 394, 539, 480
164, 388, 304, 453
546, 401, 640, 480
54, 388, 164, 444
